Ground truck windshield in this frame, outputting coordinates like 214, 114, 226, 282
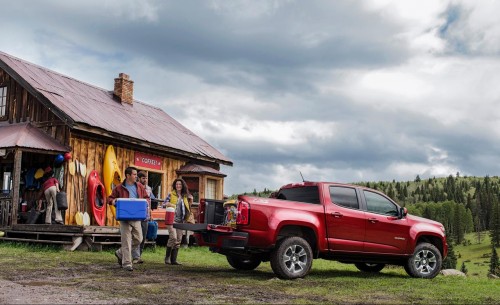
276, 186, 320, 204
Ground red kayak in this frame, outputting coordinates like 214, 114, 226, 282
87, 170, 107, 226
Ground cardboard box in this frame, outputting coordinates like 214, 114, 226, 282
116, 198, 148, 221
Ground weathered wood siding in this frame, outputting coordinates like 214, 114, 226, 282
66, 136, 188, 226
0, 68, 69, 144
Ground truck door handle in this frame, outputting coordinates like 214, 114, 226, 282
368, 218, 379, 223
331, 212, 343, 218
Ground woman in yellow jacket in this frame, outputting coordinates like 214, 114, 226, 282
163, 178, 191, 265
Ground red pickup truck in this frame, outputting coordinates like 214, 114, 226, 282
175, 181, 448, 279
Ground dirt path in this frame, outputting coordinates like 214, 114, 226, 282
0, 259, 298, 304
0, 279, 130, 304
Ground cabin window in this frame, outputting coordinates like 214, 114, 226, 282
0, 86, 7, 119
205, 178, 217, 199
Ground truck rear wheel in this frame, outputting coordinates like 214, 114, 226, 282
355, 263, 385, 273
405, 242, 442, 279
226, 255, 261, 270
270, 236, 312, 279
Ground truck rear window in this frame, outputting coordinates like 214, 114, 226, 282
276, 186, 320, 204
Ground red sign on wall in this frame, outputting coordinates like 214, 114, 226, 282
134, 152, 162, 170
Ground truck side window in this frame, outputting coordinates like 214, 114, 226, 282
330, 186, 359, 209
363, 191, 399, 216
276, 186, 320, 204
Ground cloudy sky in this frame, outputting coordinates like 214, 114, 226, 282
2, 0, 500, 195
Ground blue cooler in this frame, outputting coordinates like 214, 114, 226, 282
116, 198, 148, 221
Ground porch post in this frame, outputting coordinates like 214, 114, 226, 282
11, 149, 22, 225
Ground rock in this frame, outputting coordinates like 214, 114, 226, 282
440, 269, 466, 277
487, 273, 499, 279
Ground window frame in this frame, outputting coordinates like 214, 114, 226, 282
205, 178, 217, 200
0, 85, 8, 120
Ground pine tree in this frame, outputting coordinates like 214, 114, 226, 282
489, 245, 499, 276
442, 236, 457, 269
460, 262, 468, 275
452, 204, 467, 244
387, 187, 395, 200
490, 198, 500, 247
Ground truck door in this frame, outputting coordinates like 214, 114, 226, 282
325, 186, 366, 252
361, 190, 409, 254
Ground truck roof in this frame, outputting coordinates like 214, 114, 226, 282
280, 181, 359, 189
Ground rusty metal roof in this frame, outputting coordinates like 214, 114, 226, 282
0, 122, 69, 152
176, 163, 226, 177
0, 51, 232, 166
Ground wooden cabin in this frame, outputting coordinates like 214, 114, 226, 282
0, 51, 232, 229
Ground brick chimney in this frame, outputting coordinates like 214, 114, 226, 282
113, 73, 134, 104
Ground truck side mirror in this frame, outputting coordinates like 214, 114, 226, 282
400, 207, 408, 218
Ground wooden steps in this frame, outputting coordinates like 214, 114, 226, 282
0, 224, 155, 251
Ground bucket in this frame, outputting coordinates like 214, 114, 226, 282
165, 207, 175, 225
21, 202, 27, 212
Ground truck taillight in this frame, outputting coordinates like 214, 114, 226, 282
236, 200, 249, 225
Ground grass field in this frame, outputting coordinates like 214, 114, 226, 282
0, 236, 499, 304
454, 232, 496, 277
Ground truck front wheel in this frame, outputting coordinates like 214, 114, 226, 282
226, 255, 261, 270
405, 242, 442, 279
270, 236, 313, 279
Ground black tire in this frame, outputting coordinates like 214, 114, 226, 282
270, 236, 313, 279
226, 255, 261, 271
355, 263, 385, 273
405, 242, 442, 279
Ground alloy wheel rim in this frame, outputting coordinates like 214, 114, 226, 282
414, 249, 437, 275
283, 244, 307, 273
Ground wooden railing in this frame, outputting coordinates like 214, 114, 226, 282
0, 197, 12, 227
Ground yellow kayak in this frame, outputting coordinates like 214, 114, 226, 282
103, 145, 121, 225
103, 145, 122, 196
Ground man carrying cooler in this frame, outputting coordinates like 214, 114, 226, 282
108, 166, 150, 271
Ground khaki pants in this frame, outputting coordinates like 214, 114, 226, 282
166, 224, 183, 249
132, 220, 148, 259
44, 186, 62, 224
117, 220, 143, 267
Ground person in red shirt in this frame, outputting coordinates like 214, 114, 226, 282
40, 167, 63, 225
107, 167, 150, 271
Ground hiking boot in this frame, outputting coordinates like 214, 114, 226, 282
123, 265, 133, 271
165, 247, 172, 265
114, 251, 122, 266
171, 248, 182, 265
133, 258, 144, 264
